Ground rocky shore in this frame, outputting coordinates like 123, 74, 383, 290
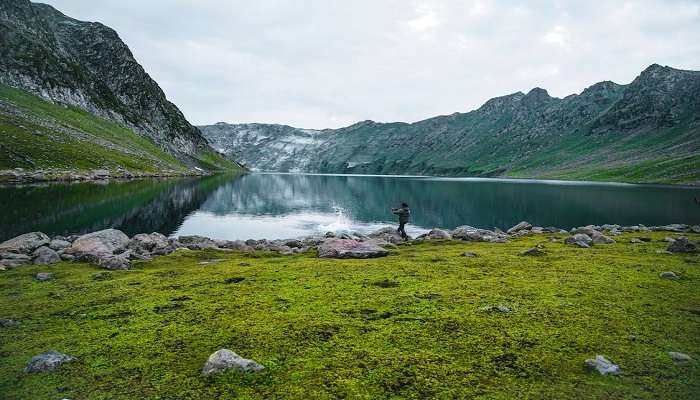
0, 167, 213, 184
1, 222, 698, 271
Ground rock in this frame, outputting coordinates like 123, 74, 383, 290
452, 226, 508, 243
177, 235, 217, 250
59, 253, 75, 261
0, 252, 32, 268
363, 238, 398, 250
25, 351, 78, 373
591, 232, 615, 244
668, 352, 692, 362
64, 229, 130, 262
91, 169, 110, 179
368, 227, 409, 244
426, 229, 452, 240
462, 251, 478, 257
0, 319, 20, 327
49, 240, 71, 251
318, 239, 388, 259
97, 251, 132, 270
0, 232, 50, 254
201, 349, 264, 375
572, 225, 599, 236
35, 272, 53, 281
630, 238, 644, 244
507, 221, 532, 234
128, 233, 175, 257
659, 271, 679, 279
691, 225, 700, 234
519, 247, 546, 256
214, 240, 253, 252
564, 234, 592, 248
655, 250, 673, 255
32, 246, 61, 265
584, 355, 621, 376
667, 238, 697, 253
661, 237, 677, 243
479, 304, 512, 313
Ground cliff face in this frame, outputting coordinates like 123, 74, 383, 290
0, 0, 236, 170
200, 65, 700, 184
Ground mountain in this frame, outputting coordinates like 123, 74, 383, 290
0, 0, 240, 172
201, 64, 700, 184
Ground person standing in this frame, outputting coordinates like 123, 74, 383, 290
392, 202, 411, 240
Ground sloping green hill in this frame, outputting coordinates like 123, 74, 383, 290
0, 83, 237, 174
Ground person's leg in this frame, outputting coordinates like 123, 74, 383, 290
399, 223, 407, 239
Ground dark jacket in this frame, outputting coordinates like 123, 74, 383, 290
392, 207, 410, 223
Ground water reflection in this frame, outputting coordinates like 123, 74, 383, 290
1, 173, 699, 241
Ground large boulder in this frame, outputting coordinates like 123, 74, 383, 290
318, 239, 388, 259
507, 221, 532, 234
0, 252, 32, 268
452, 226, 508, 243
367, 227, 408, 244
25, 351, 78, 373
572, 225, 600, 237
0, 232, 50, 254
64, 229, 130, 261
667, 238, 697, 253
201, 349, 265, 375
564, 234, 593, 248
32, 246, 61, 265
48, 239, 71, 251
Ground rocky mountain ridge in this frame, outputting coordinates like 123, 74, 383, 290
201, 64, 700, 184
0, 0, 236, 171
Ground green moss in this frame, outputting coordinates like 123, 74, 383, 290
1, 233, 698, 399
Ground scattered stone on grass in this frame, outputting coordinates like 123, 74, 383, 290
35, 272, 53, 281
668, 352, 692, 362
201, 349, 265, 375
507, 221, 532, 234
584, 355, 621, 376
667, 238, 697, 253
462, 251, 478, 258
659, 271, 679, 280
0, 232, 50, 254
519, 247, 545, 256
564, 234, 592, 248
0, 319, 20, 327
479, 304, 512, 313
25, 351, 78, 373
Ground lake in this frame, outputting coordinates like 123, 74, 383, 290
1, 173, 699, 242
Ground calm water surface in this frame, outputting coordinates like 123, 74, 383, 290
1, 173, 699, 241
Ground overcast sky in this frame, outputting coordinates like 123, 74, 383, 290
42, 0, 700, 129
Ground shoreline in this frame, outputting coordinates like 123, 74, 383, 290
0, 168, 245, 185
1, 222, 698, 271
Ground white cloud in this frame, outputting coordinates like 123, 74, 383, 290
40, 0, 700, 129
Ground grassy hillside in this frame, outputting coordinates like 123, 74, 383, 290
1, 233, 698, 399
0, 84, 240, 174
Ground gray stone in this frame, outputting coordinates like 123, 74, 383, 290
32, 246, 61, 265
0, 232, 50, 254
283, 239, 304, 248
64, 229, 130, 261
659, 271, 679, 279
177, 235, 217, 250
0, 319, 20, 327
201, 349, 265, 375
667, 238, 697, 253
49, 240, 71, 251
128, 232, 174, 258
668, 352, 692, 362
519, 247, 545, 256
214, 240, 253, 252
368, 227, 409, 244
564, 234, 592, 248
630, 238, 644, 244
591, 232, 615, 244
572, 225, 599, 237
318, 239, 388, 259
661, 237, 677, 243
584, 355, 621, 375
25, 351, 78, 373
507, 221, 532, 234
97, 251, 132, 270
462, 251, 478, 258
453, 226, 508, 243
426, 229, 452, 240
36, 272, 53, 281
0, 252, 32, 268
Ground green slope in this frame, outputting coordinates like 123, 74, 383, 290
0, 84, 239, 174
